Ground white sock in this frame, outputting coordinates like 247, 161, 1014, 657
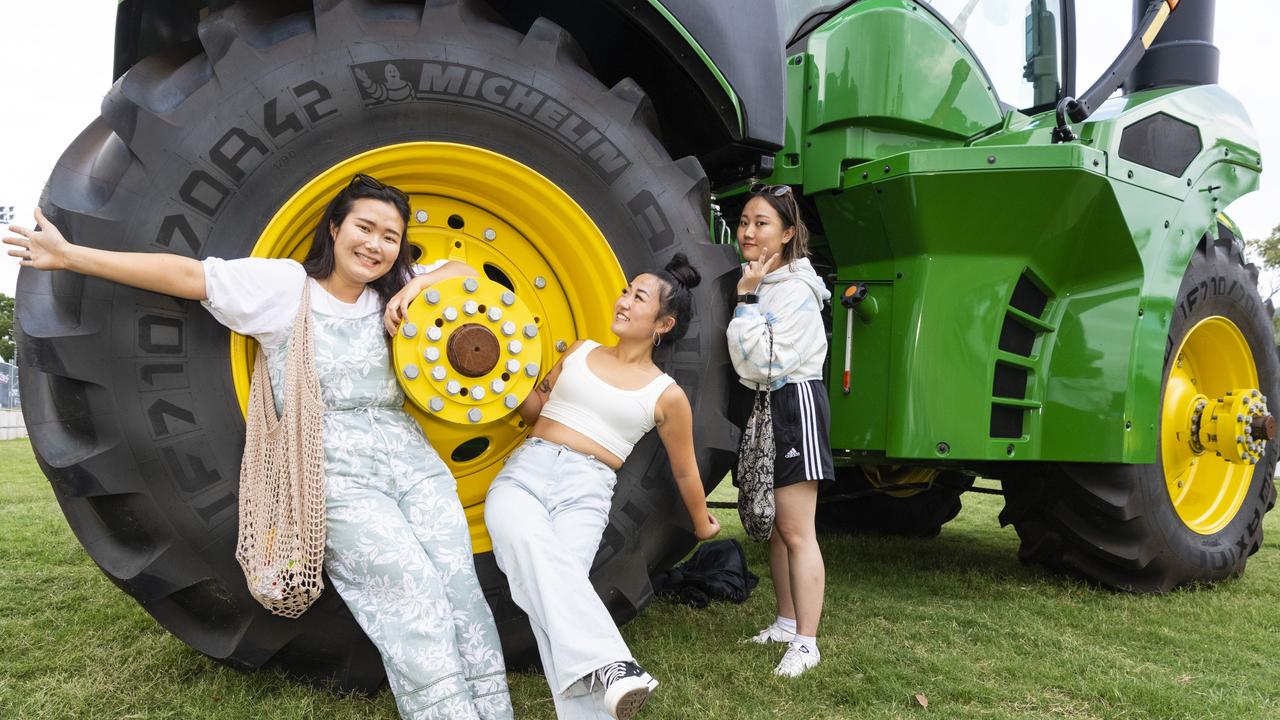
792, 634, 818, 655
775, 615, 797, 633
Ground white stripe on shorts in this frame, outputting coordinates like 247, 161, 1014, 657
798, 382, 819, 481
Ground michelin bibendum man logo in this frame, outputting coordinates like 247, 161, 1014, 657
349, 59, 632, 183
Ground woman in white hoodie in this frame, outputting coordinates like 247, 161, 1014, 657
727, 184, 833, 678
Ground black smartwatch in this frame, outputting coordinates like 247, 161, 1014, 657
736, 293, 759, 304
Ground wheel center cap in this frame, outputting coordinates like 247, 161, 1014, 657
1188, 388, 1271, 465
448, 324, 500, 377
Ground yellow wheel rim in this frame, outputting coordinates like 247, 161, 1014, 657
1161, 316, 1262, 535
231, 142, 626, 552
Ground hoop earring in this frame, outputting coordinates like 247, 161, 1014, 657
653, 331, 662, 348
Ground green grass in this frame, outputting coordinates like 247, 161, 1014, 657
2, 436, 1278, 719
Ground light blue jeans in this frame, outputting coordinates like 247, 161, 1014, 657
485, 437, 633, 719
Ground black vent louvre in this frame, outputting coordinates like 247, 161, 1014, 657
992, 363, 1029, 399
1119, 113, 1202, 177
1008, 274, 1049, 319
990, 405, 1024, 439
998, 318, 1036, 357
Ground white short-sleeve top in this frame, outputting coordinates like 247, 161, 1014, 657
200, 257, 446, 348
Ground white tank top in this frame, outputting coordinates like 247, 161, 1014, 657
539, 341, 676, 462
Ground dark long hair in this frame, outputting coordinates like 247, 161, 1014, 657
302, 177, 414, 305
746, 187, 810, 265
653, 252, 702, 344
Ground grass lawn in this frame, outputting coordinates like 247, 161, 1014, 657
2, 436, 1278, 719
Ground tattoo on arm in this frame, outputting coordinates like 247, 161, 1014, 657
538, 378, 552, 394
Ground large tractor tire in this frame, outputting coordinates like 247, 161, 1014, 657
17, 0, 739, 690
1000, 228, 1278, 592
816, 468, 973, 538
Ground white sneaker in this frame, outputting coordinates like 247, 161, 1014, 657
596, 661, 658, 719
773, 642, 821, 678
746, 623, 796, 645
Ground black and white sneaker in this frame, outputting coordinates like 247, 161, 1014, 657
596, 661, 658, 719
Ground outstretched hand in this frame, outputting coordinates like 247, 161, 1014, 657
5, 208, 72, 271
738, 249, 780, 295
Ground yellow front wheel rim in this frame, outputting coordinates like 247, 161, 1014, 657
1160, 316, 1264, 535
231, 142, 627, 552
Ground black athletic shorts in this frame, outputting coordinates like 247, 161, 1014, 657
731, 379, 835, 489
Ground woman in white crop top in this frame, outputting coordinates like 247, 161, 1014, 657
484, 253, 719, 720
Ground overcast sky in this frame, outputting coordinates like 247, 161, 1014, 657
1, 2, 1277, 297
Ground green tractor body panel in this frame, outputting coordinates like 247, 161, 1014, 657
772, 0, 1004, 191
773, 2, 1262, 467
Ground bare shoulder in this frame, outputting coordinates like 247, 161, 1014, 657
655, 380, 690, 425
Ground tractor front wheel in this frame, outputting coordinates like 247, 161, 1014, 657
18, 0, 739, 689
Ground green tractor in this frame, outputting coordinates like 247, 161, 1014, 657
17, 0, 1271, 691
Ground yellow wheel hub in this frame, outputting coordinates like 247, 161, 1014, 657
393, 275, 544, 426
232, 142, 626, 552
1161, 316, 1273, 535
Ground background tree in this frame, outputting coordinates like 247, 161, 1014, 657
1243, 223, 1280, 336
0, 293, 13, 363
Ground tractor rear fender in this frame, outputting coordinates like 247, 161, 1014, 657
112, 0, 785, 186
821, 84, 1260, 466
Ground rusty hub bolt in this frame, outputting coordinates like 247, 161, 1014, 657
1250, 414, 1276, 442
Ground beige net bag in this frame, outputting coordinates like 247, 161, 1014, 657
234, 282, 327, 618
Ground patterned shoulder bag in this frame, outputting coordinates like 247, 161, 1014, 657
736, 321, 776, 542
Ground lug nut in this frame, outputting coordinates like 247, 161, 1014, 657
425, 347, 440, 362
534, 276, 547, 289
429, 397, 445, 412
488, 307, 503, 322
525, 363, 539, 377
509, 340, 523, 354
501, 291, 516, 306
468, 408, 483, 423
502, 321, 516, 337
491, 379, 505, 393
506, 359, 520, 374
403, 364, 420, 380
427, 327, 442, 342
523, 324, 538, 338
463, 278, 479, 293
504, 394, 520, 409
401, 323, 418, 339
463, 300, 478, 316
483, 228, 497, 241
415, 210, 428, 223
443, 307, 458, 322
446, 380, 461, 395
425, 289, 441, 304
471, 385, 486, 400
556, 340, 568, 352
431, 366, 446, 381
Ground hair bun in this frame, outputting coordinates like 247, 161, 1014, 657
664, 252, 702, 290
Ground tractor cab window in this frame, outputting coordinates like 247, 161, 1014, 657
782, 2, 847, 45
927, 0, 1066, 112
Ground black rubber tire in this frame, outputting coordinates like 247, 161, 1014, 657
999, 227, 1279, 592
816, 469, 973, 538
16, 0, 739, 690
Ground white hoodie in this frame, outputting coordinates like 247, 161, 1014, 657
727, 257, 832, 391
